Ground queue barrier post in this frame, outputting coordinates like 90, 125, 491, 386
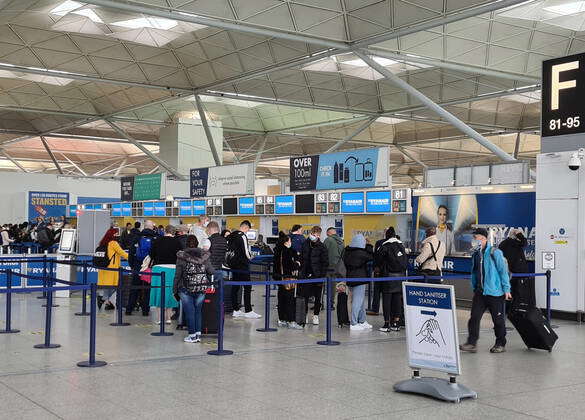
37, 255, 47, 299
78, 282, 107, 368
151, 271, 173, 337
317, 276, 340, 346
257, 270, 277, 333
546, 270, 552, 322
0, 270, 20, 334
110, 267, 130, 327
208, 271, 233, 356
75, 261, 90, 316
42, 259, 59, 308
34, 275, 60, 349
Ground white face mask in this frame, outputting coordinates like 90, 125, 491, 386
309, 234, 318, 242
203, 221, 209, 227
471, 239, 482, 249
284, 242, 292, 248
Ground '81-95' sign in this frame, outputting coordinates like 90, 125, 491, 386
542, 53, 585, 137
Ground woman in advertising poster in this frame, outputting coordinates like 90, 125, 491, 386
416, 195, 478, 255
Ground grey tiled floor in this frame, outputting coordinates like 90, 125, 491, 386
0, 290, 582, 419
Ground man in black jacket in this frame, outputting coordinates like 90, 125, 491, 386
369, 228, 394, 315
499, 229, 533, 306
207, 221, 227, 277
126, 221, 157, 316
300, 226, 329, 325
226, 220, 261, 319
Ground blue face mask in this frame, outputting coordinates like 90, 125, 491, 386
471, 239, 482, 250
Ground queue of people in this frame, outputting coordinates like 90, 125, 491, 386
1, 217, 70, 254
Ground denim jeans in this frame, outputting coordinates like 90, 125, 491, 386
350, 284, 366, 325
179, 290, 206, 335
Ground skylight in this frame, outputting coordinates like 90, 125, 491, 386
343, 57, 399, 67
50, 1, 103, 23
543, 0, 585, 14
377, 116, 408, 125
112, 17, 178, 31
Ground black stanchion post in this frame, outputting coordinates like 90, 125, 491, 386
546, 270, 552, 322
208, 272, 233, 356
75, 261, 90, 316
318, 277, 340, 346
151, 271, 172, 336
366, 280, 373, 311
110, 267, 130, 326
257, 270, 277, 332
0, 270, 20, 334
78, 282, 107, 368
37, 255, 47, 299
42, 259, 59, 308
34, 275, 60, 349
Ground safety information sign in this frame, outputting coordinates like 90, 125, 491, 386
402, 282, 461, 375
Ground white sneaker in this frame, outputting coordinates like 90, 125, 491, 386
312, 315, 319, 325
184, 334, 198, 343
288, 321, 304, 330
350, 324, 365, 331
232, 310, 245, 318
361, 321, 373, 329
194, 332, 201, 343
277, 320, 288, 327
244, 311, 262, 319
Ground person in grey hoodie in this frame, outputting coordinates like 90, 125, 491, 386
323, 227, 344, 274
173, 235, 214, 343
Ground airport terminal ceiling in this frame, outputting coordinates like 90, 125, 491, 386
0, 0, 581, 185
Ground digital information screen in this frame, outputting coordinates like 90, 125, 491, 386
214, 206, 222, 215
223, 198, 237, 215
143, 202, 154, 216
112, 203, 122, 217
295, 194, 315, 214
275, 195, 294, 214
366, 191, 391, 213
154, 201, 165, 216
265, 203, 274, 214
239, 197, 255, 215
193, 200, 205, 215
255, 204, 265, 214
179, 200, 192, 216
58, 229, 76, 253
316, 202, 327, 213
122, 203, 131, 216
341, 192, 364, 213
328, 202, 340, 213
392, 200, 407, 213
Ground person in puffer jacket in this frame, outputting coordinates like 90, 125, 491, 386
343, 234, 374, 331
173, 235, 214, 343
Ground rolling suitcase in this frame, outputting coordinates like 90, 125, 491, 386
337, 291, 350, 327
294, 287, 307, 326
508, 304, 557, 352
202, 288, 218, 335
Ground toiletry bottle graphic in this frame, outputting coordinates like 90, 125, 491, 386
355, 162, 364, 181
364, 158, 373, 181
338, 162, 344, 183
334, 162, 339, 183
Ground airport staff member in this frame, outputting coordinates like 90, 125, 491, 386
460, 228, 511, 354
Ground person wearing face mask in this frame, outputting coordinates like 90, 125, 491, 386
435, 205, 455, 255
191, 215, 210, 249
273, 232, 302, 329
460, 228, 512, 354
499, 228, 533, 307
299, 226, 329, 325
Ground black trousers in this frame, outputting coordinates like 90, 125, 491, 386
370, 281, 383, 313
231, 269, 252, 313
302, 282, 322, 315
382, 291, 402, 322
126, 262, 150, 315
467, 292, 507, 347
277, 286, 295, 322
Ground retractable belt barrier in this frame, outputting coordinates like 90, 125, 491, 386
0, 256, 554, 362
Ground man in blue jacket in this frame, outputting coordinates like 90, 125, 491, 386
460, 228, 512, 354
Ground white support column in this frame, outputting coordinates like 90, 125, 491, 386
0, 150, 28, 172
105, 119, 185, 180
355, 51, 516, 162
195, 95, 222, 166
325, 117, 378, 153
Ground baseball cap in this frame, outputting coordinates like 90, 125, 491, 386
472, 228, 489, 238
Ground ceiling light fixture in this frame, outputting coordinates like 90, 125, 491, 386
112, 17, 178, 30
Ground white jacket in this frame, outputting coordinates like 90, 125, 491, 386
1, 230, 14, 246
415, 235, 445, 272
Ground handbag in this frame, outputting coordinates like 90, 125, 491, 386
334, 249, 347, 278
140, 267, 152, 284
280, 252, 296, 291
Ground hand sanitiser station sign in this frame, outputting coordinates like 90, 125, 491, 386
394, 282, 477, 403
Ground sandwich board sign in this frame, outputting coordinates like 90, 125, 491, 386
394, 282, 476, 402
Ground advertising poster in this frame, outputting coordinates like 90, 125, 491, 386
28, 191, 69, 221
413, 192, 535, 259
290, 147, 389, 191
403, 283, 460, 375
190, 164, 254, 197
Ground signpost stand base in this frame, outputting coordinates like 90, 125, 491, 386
394, 377, 477, 403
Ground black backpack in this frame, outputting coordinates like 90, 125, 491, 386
381, 241, 408, 273
93, 244, 112, 268
225, 231, 243, 268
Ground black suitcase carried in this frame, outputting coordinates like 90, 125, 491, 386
120, 274, 133, 310
508, 304, 557, 352
337, 292, 350, 327
202, 289, 218, 335
294, 286, 307, 326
